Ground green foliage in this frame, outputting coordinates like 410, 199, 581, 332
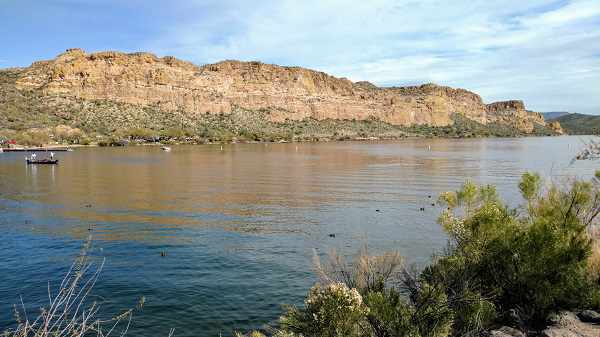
365, 290, 419, 337
119, 128, 159, 142
433, 175, 599, 328
519, 172, 541, 202
550, 113, 600, 135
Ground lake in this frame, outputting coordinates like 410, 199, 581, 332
0, 136, 596, 336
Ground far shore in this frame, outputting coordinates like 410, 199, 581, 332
1, 132, 576, 151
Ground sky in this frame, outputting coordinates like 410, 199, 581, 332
1, 0, 599, 114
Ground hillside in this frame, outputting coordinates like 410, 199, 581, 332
542, 111, 571, 120
0, 49, 563, 145
549, 113, 600, 135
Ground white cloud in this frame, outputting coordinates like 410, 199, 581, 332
145, 0, 600, 114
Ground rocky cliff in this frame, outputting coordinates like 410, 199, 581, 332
2, 49, 560, 141
485, 100, 561, 134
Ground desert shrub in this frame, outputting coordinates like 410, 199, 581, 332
280, 282, 369, 337
119, 128, 159, 142
53, 125, 85, 144
13, 129, 50, 146
365, 282, 454, 337
281, 248, 457, 337
313, 247, 403, 294
160, 127, 194, 140
428, 173, 600, 329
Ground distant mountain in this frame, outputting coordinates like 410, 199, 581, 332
542, 111, 571, 120
549, 113, 600, 135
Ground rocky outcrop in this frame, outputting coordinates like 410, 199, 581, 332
548, 121, 565, 135
11, 49, 558, 133
541, 311, 600, 337
485, 100, 553, 133
486, 311, 600, 337
488, 326, 526, 337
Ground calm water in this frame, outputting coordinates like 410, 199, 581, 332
0, 136, 596, 336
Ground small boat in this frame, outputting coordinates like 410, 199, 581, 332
161, 146, 172, 152
26, 158, 59, 165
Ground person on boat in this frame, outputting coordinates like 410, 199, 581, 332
31, 153, 36, 160
50, 152, 55, 160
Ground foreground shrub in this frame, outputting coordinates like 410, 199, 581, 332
280, 282, 368, 337
428, 174, 599, 329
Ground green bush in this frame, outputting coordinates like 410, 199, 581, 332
429, 173, 598, 329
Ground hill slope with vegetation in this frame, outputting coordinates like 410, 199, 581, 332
549, 113, 600, 135
0, 49, 563, 146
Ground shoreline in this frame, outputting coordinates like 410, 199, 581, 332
1, 133, 573, 151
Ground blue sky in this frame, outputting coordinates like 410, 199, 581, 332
1, 0, 599, 114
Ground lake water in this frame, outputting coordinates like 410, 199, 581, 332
0, 136, 596, 336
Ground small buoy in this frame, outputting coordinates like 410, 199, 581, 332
375, 209, 381, 212
328, 233, 336, 238
85, 204, 92, 208
428, 195, 432, 198
419, 207, 425, 211
220, 146, 223, 151
431, 203, 435, 206
428, 145, 431, 151
160, 251, 166, 257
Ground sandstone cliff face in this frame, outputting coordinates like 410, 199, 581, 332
548, 121, 565, 134
485, 100, 550, 133
13, 49, 556, 133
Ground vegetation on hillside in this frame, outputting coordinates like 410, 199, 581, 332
0, 69, 558, 147
549, 113, 600, 135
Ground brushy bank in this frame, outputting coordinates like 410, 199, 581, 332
0, 112, 557, 148
4, 173, 599, 337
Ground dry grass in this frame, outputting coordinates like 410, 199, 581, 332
588, 225, 600, 281
2, 237, 141, 337
312, 246, 404, 293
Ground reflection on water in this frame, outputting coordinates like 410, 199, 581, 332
0, 136, 596, 336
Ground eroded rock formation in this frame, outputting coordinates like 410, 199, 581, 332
12, 48, 559, 133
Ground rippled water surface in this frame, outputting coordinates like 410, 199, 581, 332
0, 137, 596, 336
